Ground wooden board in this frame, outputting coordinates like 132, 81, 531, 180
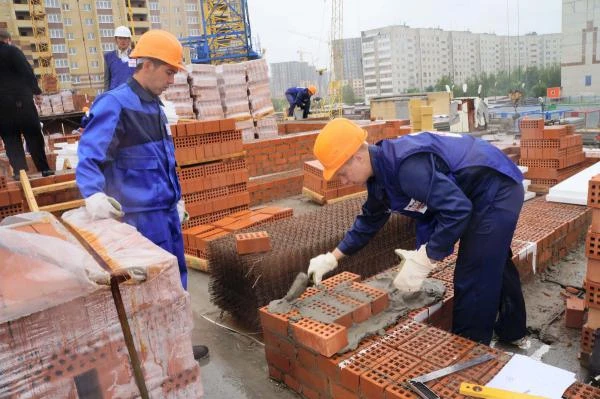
302, 187, 367, 205
185, 254, 208, 273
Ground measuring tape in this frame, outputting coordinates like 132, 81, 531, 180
459, 383, 550, 399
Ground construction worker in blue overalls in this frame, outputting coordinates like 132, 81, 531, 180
307, 118, 528, 347
285, 85, 317, 119
103, 26, 136, 91
77, 29, 209, 360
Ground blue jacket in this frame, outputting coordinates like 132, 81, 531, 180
76, 78, 181, 213
285, 87, 311, 107
104, 50, 136, 91
338, 132, 523, 260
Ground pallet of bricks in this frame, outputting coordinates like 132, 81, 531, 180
519, 119, 586, 194
582, 174, 600, 366
303, 160, 366, 204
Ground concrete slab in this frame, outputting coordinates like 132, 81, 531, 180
547, 161, 600, 205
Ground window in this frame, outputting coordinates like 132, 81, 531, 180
96, 0, 111, 8
89, 47, 97, 54
69, 47, 76, 55
185, 3, 196, 11
67, 32, 75, 40
87, 32, 95, 40
85, 18, 93, 25
99, 15, 113, 23
55, 58, 68, 68
46, 0, 59, 6
150, 15, 160, 23
91, 60, 99, 68
100, 29, 113, 37
71, 61, 78, 69
49, 29, 64, 38
189, 29, 200, 36
102, 43, 115, 51
586, 75, 592, 86
52, 44, 66, 53
149, 1, 158, 10
58, 73, 70, 82
72, 75, 81, 83
82, 3, 91, 10
47, 13, 61, 22
187, 16, 198, 24
64, 17, 72, 26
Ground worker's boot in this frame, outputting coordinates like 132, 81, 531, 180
41, 169, 55, 177
193, 344, 209, 360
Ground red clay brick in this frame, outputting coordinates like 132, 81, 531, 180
360, 369, 391, 399
302, 385, 320, 399
589, 175, 600, 208
284, 373, 302, 394
349, 282, 389, 315
259, 306, 298, 337
397, 326, 452, 357
320, 271, 362, 290
235, 231, 271, 255
291, 318, 348, 357
268, 365, 283, 381
422, 334, 476, 367
297, 346, 318, 370
338, 343, 396, 392
381, 319, 427, 349
566, 296, 585, 328
292, 364, 328, 394
265, 346, 291, 373
331, 382, 359, 399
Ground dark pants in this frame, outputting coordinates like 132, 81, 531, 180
123, 207, 188, 290
0, 95, 50, 175
452, 178, 527, 345
285, 93, 296, 117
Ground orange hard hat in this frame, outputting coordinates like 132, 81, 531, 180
129, 29, 185, 70
307, 85, 317, 95
313, 118, 368, 181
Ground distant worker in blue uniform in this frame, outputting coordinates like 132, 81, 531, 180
285, 85, 317, 119
76, 29, 209, 360
307, 118, 528, 347
103, 25, 136, 91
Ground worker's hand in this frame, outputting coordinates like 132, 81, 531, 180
85, 192, 124, 220
393, 245, 436, 293
307, 252, 338, 285
177, 199, 189, 223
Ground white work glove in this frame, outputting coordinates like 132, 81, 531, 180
177, 199, 189, 223
307, 252, 338, 285
85, 192, 123, 220
393, 245, 436, 293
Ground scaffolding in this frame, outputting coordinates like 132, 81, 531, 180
28, 0, 56, 92
328, 0, 343, 118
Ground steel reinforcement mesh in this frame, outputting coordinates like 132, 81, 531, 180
208, 196, 416, 329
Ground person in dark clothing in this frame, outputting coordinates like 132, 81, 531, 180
0, 30, 53, 180
308, 118, 528, 347
285, 85, 317, 118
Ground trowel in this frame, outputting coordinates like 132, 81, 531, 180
268, 272, 312, 313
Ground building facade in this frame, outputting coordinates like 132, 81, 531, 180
361, 25, 561, 101
0, 0, 204, 95
269, 61, 324, 99
333, 37, 364, 99
561, 0, 600, 96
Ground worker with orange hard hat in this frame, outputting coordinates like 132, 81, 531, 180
307, 117, 528, 347
285, 85, 317, 119
76, 30, 208, 359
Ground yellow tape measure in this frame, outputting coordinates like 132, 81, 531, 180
459, 382, 551, 399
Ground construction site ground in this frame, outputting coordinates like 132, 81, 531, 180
187, 194, 590, 398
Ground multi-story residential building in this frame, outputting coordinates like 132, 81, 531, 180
561, 0, 599, 96
269, 61, 324, 99
333, 37, 364, 99
361, 25, 561, 101
1, 0, 204, 95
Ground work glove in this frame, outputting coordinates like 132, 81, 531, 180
393, 245, 436, 293
307, 252, 338, 285
85, 192, 123, 220
177, 199, 189, 223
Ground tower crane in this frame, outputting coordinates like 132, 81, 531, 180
28, 0, 56, 92
328, 0, 343, 118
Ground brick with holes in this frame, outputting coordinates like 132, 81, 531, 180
235, 231, 271, 255
290, 318, 348, 357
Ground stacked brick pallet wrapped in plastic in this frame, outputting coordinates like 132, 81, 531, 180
217, 63, 251, 122
161, 71, 195, 119
187, 64, 224, 121
245, 59, 277, 140
208, 195, 416, 328
0, 210, 202, 398
519, 119, 586, 193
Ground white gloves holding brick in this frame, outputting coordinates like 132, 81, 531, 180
307, 252, 338, 285
85, 192, 124, 220
393, 245, 436, 293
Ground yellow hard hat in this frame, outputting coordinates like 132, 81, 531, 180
307, 85, 317, 95
313, 118, 367, 181
129, 29, 185, 70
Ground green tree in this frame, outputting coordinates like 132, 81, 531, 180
342, 85, 356, 104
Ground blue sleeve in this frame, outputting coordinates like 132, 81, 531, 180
398, 153, 472, 261
338, 190, 391, 256
76, 94, 121, 198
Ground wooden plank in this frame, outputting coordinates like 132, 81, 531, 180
32, 180, 77, 194
40, 199, 85, 213
185, 254, 208, 273
302, 187, 367, 205
19, 170, 39, 212
326, 190, 367, 204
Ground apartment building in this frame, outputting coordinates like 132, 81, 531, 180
333, 37, 364, 99
361, 25, 561, 101
0, 0, 204, 95
269, 61, 325, 99
561, 0, 600, 96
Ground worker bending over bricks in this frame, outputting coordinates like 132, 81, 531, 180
308, 118, 528, 346
75, 30, 209, 360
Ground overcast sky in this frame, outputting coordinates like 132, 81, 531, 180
247, 0, 562, 68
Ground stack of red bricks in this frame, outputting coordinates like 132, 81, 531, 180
173, 118, 250, 229
519, 119, 586, 193
182, 206, 292, 260
582, 175, 600, 363
303, 160, 365, 203
382, 119, 411, 136
0, 176, 24, 221
47, 133, 81, 151
260, 271, 513, 399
